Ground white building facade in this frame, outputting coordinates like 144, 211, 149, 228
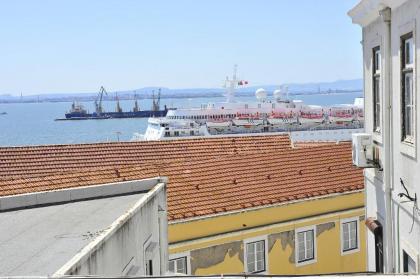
0, 177, 168, 277
349, 0, 420, 274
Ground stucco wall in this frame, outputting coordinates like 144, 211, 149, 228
57, 182, 168, 277
361, 0, 420, 273
169, 191, 366, 275
390, 0, 420, 273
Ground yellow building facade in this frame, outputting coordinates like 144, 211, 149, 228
168, 190, 366, 275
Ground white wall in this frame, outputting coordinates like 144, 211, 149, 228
361, 14, 390, 272
389, 0, 420, 273
361, 0, 420, 273
55, 182, 168, 277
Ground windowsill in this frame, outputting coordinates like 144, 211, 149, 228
248, 270, 267, 275
341, 247, 360, 256
296, 258, 317, 267
400, 140, 416, 159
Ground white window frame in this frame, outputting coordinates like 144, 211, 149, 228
400, 239, 419, 274
244, 236, 268, 274
372, 46, 381, 134
398, 20, 417, 158
401, 33, 416, 144
340, 217, 360, 255
367, 35, 383, 145
295, 225, 317, 266
169, 251, 191, 275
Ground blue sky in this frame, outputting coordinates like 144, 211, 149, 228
0, 0, 361, 95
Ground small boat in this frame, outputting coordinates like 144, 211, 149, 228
328, 106, 355, 123
0, 112, 7, 115
232, 116, 264, 126
298, 107, 325, 124
206, 120, 232, 134
268, 111, 299, 126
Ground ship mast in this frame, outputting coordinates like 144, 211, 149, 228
224, 64, 238, 103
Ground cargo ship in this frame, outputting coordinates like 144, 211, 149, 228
56, 86, 172, 120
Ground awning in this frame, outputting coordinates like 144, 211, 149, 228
365, 217, 382, 233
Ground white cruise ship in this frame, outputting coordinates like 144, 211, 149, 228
134, 66, 364, 141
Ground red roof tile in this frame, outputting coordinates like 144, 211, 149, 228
0, 135, 363, 220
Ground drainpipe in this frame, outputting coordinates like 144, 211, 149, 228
379, 7, 395, 274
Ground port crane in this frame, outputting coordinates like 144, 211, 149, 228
115, 92, 122, 113
133, 91, 140, 112
152, 88, 161, 112
95, 86, 108, 114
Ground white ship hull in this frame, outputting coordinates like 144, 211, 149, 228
137, 67, 365, 142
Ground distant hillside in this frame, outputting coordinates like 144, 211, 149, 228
0, 79, 362, 103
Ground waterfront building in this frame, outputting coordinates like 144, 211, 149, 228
349, 0, 420, 274
0, 177, 168, 277
0, 135, 365, 275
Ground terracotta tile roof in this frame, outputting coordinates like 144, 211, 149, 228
0, 136, 291, 181
0, 135, 363, 221
293, 141, 343, 148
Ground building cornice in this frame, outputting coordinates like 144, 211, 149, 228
348, 0, 409, 27
169, 189, 364, 225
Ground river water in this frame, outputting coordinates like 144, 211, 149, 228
0, 92, 362, 147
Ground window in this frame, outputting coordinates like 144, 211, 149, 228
401, 33, 415, 142
174, 131, 179, 136
296, 228, 315, 263
169, 257, 187, 274
246, 240, 265, 273
373, 47, 381, 133
165, 131, 170, 137
145, 259, 153, 276
342, 220, 358, 252
403, 250, 417, 273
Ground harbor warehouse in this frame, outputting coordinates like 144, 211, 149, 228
0, 135, 365, 275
